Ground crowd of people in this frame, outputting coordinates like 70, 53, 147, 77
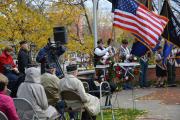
0, 38, 179, 120
0, 40, 100, 120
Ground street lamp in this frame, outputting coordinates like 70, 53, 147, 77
93, 0, 98, 48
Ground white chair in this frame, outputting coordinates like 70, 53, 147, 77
6, 89, 11, 96
0, 111, 8, 120
82, 81, 115, 120
13, 98, 39, 120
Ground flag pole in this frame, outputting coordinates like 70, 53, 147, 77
158, 0, 163, 14
93, 0, 98, 48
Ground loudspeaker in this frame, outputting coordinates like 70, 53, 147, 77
53, 27, 68, 44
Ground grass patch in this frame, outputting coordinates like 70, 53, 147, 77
97, 108, 146, 120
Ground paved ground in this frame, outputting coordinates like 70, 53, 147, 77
106, 87, 180, 120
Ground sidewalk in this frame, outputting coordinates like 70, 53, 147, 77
109, 87, 180, 120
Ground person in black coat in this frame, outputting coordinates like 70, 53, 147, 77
18, 41, 32, 74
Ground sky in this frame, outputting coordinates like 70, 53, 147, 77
84, 0, 112, 12
84, 0, 180, 12
84, 0, 179, 19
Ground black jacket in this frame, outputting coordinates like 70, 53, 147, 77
18, 48, 31, 74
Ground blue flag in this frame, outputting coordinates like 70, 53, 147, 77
131, 34, 161, 57
163, 41, 173, 64
131, 41, 148, 57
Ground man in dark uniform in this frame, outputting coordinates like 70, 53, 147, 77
18, 41, 32, 74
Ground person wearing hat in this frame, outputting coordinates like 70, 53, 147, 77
0, 46, 20, 97
41, 64, 60, 106
59, 64, 100, 120
17, 40, 31, 74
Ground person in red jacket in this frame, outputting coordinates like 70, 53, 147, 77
0, 46, 19, 73
0, 46, 19, 97
0, 73, 20, 120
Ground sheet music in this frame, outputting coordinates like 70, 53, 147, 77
95, 64, 109, 69
114, 62, 140, 67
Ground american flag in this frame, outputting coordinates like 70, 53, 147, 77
113, 0, 169, 48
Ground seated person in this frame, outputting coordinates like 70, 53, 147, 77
0, 73, 20, 120
41, 65, 60, 107
17, 67, 58, 119
41, 65, 75, 119
0, 46, 20, 97
59, 64, 100, 120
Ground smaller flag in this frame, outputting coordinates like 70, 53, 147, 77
163, 41, 173, 64
131, 34, 162, 57
131, 41, 148, 57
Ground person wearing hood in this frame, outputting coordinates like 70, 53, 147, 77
17, 67, 58, 120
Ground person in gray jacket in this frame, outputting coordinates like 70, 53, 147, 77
17, 67, 58, 120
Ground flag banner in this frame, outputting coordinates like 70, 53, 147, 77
131, 34, 161, 57
113, 0, 168, 48
163, 41, 173, 64
131, 40, 149, 57
160, 0, 180, 47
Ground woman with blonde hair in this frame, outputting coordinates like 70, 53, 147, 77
0, 73, 20, 120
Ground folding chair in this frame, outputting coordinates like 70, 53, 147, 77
61, 90, 92, 120
83, 81, 115, 120
6, 89, 11, 96
0, 111, 8, 120
13, 98, 39, 120
99, 81, 115, 120
82, 81, 89, 93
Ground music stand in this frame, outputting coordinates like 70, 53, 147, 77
114, 62, 140, 110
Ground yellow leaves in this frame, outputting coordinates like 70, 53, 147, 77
0, 1, 86, 51
48, 3, 83, 27
0, 3, 52, 48
67, 35, 94, 55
